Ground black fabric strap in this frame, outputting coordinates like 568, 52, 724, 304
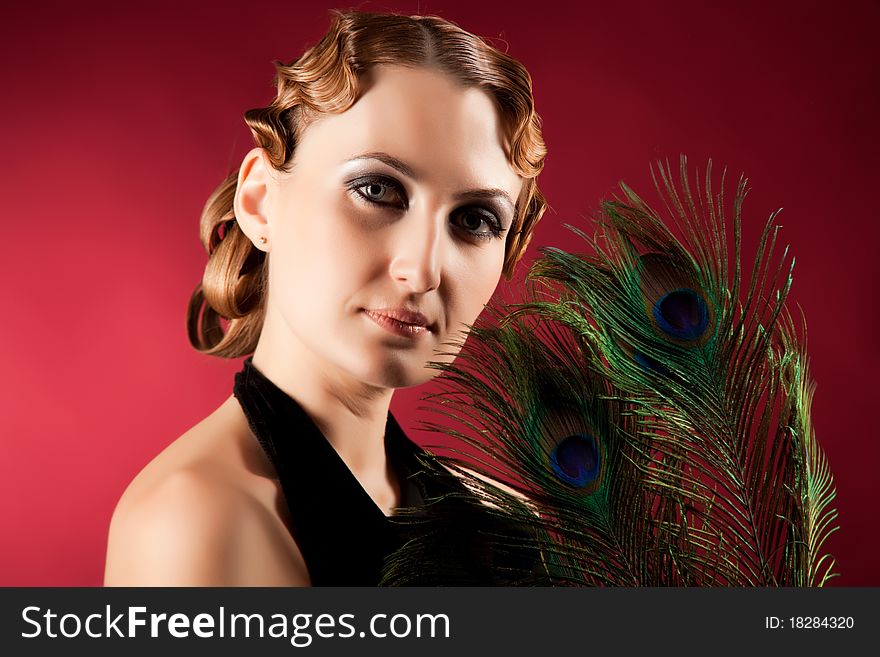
233, 357, 421, 585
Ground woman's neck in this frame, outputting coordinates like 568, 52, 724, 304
250, 325, 394, 480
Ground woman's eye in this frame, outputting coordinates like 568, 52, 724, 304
362, 182, 388, 201
352, 178, 406, 208
452, 208, 506, 242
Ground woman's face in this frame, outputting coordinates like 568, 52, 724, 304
261, 65, 522, 388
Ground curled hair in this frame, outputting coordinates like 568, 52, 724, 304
188, 10, 548, 358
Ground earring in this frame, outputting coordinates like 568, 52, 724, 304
259, 236, 268, 246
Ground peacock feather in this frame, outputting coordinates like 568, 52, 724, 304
382, 157, 839, 586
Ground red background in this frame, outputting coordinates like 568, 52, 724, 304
1, 0, 877, 585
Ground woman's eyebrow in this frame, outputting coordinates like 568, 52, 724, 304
348, 152, 418, 178
453, 188, 516, 215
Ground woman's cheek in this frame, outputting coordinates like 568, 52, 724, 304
473, 250, 505, 307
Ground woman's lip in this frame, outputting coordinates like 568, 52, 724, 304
366, 307, 432, 327
363, 310, 433, 338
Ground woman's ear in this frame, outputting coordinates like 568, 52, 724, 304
234, 148, 273, 252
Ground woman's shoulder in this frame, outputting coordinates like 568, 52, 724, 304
104, 396, 309, 586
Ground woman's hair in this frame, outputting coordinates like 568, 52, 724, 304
187, 10, 548, 358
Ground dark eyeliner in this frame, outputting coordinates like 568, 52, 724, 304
346, 174, 407, 209
453, 206, 507, 241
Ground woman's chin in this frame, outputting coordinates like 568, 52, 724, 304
354, 358, 442, 390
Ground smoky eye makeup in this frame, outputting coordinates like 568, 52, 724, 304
451, 205, 508, 241
344, 173, 409, 210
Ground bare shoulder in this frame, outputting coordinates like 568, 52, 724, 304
104, 396, 309, 586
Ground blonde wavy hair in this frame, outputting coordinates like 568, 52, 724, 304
187, 10, 548, 358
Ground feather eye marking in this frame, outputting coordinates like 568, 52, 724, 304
652, 288, 710, 341
635, 252, 716, 348
550, 433, 601, 488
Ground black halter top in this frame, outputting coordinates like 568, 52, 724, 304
233, 358, 454, 585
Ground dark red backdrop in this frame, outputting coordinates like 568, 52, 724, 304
1, 0, 876, 585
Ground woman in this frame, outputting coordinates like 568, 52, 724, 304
104, 10, 546, 586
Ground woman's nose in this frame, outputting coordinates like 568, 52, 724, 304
388, 209, 443, 294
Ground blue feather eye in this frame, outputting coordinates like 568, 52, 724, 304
652, 288, 709, 341
550, 433, 600, 488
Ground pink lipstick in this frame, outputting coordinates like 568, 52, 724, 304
363, 308, 433, 338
